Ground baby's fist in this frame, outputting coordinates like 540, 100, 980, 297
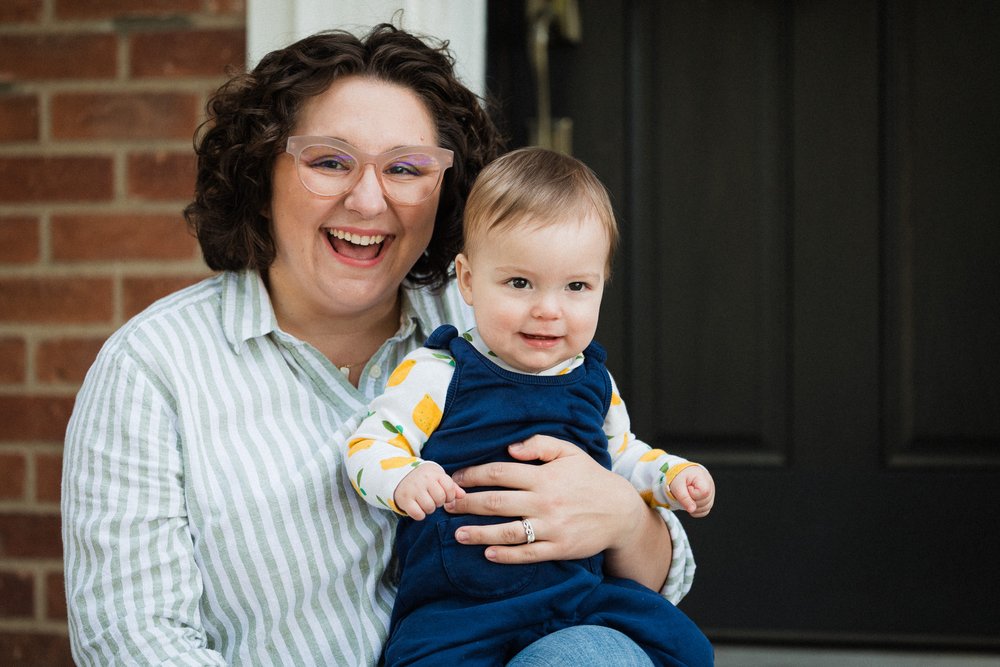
668, 465, 715, 518
394, 462, 465, 520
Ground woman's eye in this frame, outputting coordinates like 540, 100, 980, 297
385, 153, 439, 179
507, 278, 530, 289
310, 155, 353, 172
385, 161, 422, 177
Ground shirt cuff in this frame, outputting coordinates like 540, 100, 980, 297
657, 508, 696, 605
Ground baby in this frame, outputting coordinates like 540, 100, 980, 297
345, 147, 715, 666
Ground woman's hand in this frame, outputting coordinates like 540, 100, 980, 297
445, 434, 672, 589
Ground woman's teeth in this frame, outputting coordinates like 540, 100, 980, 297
328, 229, 385, 246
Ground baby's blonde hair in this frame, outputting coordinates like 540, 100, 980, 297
462, 147, 619, 273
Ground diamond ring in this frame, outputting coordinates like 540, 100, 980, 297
521, 518, 536, 544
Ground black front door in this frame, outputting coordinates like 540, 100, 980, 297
488, 0, 1000, 649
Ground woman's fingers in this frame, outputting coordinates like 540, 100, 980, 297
507, 434, 583, 463
452, 459, 535, 492
456, 518, 535, 546
445, 487, 533, 517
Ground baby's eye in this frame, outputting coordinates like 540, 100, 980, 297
506, 277, 530, 289
567, 282, 589, 292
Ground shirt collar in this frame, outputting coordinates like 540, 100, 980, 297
401, 282, 453, 346
222, 270, 429, 355
396, 285, 422, 340
221, 270, 280, 354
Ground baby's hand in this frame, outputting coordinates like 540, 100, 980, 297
668, 465, 716, 518
394, 462, 466, 520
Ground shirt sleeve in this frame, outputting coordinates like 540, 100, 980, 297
344, 346, 456, 514
602, 371, 699, 602
659, 509, 697, 604
62, 344, 227, 666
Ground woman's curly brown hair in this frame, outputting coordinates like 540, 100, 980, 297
184, 23, 505, 290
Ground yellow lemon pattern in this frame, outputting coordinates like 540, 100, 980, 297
615, 433, 629, 455
379, 420, 415, 456
347, 438, 375, 457
380, 456, 420, 470
387, 359, 416, 387
389, 432, 414, 456
412, 394, 442, 437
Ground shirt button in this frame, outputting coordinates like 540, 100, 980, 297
369, 364, 382, 379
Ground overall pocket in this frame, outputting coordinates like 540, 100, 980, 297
437, 516, 538, 599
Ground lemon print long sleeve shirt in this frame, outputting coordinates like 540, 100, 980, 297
345, 328, 700, 601
62, 270, 696, 666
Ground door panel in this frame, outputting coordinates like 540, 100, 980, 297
883, 1, 1000, 466
487, 0, 1000, 649
626, 1, 791, 468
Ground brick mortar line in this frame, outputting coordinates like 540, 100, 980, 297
0, 16, 245, 36
3, 78, 239, 95
1, 380, 84, 394
113, 151, 127, 202
23, 331, 37, 394
0, 325, 118, 340
0, 202, 194, 213
0, 557, 63, 570
0, 443, 64, 455
0, 261, 209, 277
0, 504, 61, 515
37, 212, 51, 265
34, 569, 48, 625
0, 141, 201, 155
0, 384, 79, 397
116, 29, 130, 82
0, 619, 69, 635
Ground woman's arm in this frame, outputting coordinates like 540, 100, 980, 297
63, 347, 227, 666
445, 436, 696, 599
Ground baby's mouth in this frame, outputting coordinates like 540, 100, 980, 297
522, 333, 558, 340
327, 229, 386, 260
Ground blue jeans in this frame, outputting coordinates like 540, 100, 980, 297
506, 626, 654, 666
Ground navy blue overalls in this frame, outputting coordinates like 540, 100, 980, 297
382, 325, 713, 667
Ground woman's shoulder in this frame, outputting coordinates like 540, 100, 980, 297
101, 273, 227, 357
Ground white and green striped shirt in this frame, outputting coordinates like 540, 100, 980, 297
62, 269, 695, 666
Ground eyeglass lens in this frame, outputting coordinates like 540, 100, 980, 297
295, 143, 447, 203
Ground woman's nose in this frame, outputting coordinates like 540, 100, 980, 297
344, 165, 389, 218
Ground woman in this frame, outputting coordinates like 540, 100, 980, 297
62, 24, 695, 666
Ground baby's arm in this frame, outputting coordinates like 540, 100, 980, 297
605, 373, 716, 517
344, 347, 456, 516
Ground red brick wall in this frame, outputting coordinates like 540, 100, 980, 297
0, 1, 245, 663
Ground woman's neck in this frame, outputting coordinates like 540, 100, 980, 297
268, 280, 401, 377
306, 306, 400, 372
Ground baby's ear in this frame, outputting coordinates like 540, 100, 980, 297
454, 253, 474, 306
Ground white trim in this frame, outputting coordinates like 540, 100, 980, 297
247, 0, 487, 96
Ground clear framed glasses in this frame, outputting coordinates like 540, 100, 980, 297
285, 136, 454, 205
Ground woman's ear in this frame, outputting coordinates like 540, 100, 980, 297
454, 253, 474, 306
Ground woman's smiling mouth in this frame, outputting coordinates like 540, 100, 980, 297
326, 228, 387, 260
